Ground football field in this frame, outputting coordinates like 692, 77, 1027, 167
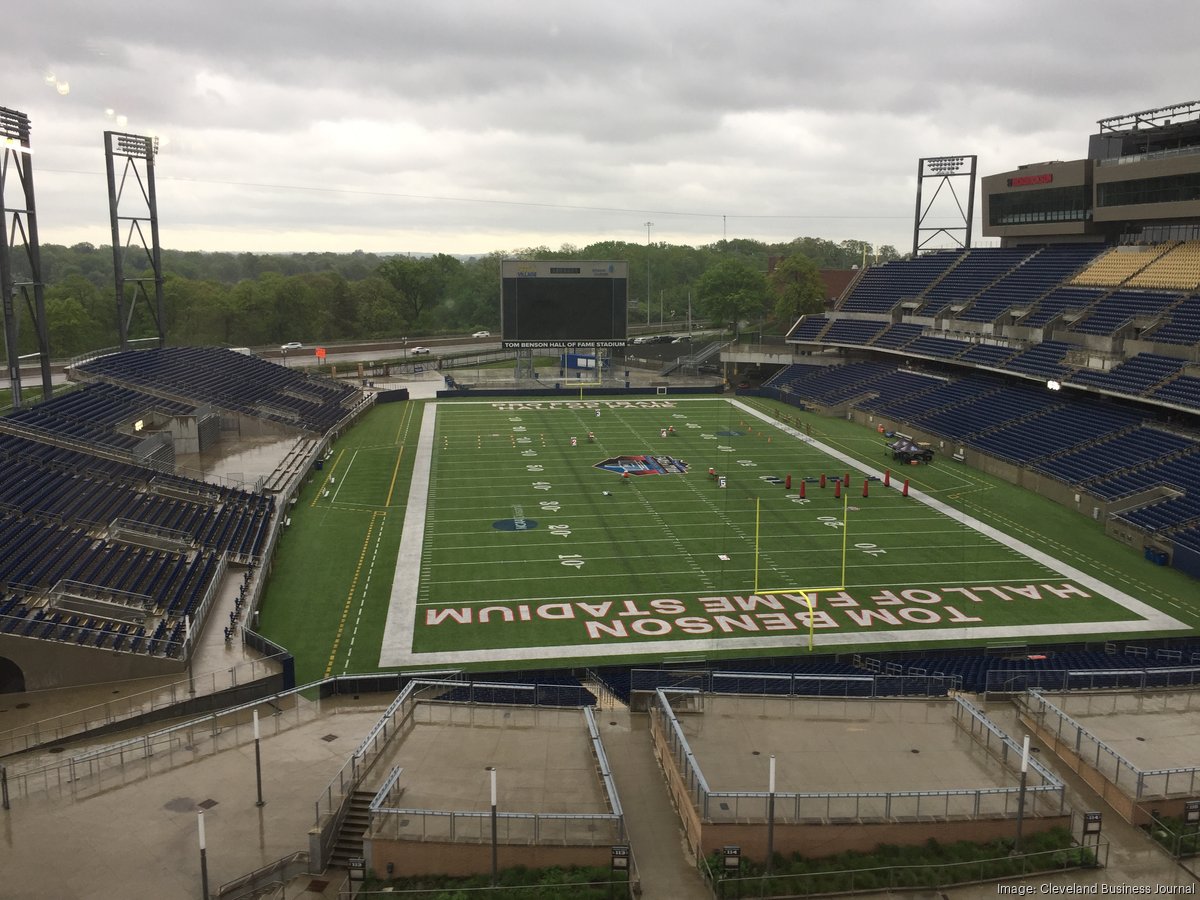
368, 396, 1190, 668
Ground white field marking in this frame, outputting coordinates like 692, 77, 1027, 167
415, 555, 1055, 592
377, 398, 1190, 667
344, 514, 388, 673
379, 404, 437, 661
407, 573, 1160, 607
329, 449, 358, 505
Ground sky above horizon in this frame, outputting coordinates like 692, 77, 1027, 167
6, 1, 1199, 257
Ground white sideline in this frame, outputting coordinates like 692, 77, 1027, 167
379, 403, 436, 661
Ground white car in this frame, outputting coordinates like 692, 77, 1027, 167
410, 346, 431, 355
281, 341, 303, 350
472, 331, 491, 338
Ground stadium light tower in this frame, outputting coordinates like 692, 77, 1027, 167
912, 155, 977, 256
105, 130, 166, 350
644, 221, 653, 325
0, 106, 53, 409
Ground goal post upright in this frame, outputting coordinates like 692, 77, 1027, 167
752, 486, 853, 651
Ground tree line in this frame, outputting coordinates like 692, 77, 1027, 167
13, 236, 901, 356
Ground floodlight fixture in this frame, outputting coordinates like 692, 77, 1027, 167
0, 107, 31, 143
113, 132, 157, 159
926, 156, 965, 174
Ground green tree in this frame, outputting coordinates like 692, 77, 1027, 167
44, 296, 90, 354
377, 256, 442, 329
694, 258, 768, 337
351, 277, 404, 338
768, 253, 826, 329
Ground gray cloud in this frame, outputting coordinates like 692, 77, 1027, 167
6, 0, 1200, 254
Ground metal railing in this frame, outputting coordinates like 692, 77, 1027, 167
1018, 689, 1200, 800
585, 705, 624, 834
0, 652, 287, 757
986, 665, 1200, 696
703, 839, 1106, 898
631, 668, 960, 698
653, 689, 1064, 823
1, 682, 336, 804
216, 850, 310, 899
356, 688, 625, 850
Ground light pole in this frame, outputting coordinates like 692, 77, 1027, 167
644, 221, 653, 326
1014, 735, 1030, 854
198, 810, 209, 899
766, 754, 776, 876
489, 767, 498, 886
253, 709, 265, 807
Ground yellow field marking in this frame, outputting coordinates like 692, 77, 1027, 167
323, 510, 383, 677
753, 489, 851, 651
393, 400, 415, 446
384, 444, 407, 508
309, 448, 347, 508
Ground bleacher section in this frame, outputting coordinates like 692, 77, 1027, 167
1069, 289, 1181, 335
78, 347, 364, 434
838, 252, 959, 312
787, 315, 828, 342
910, 381, 1054, 444
970, 404, 1140, 464
1126, 241, 1200, 291
1033, 428, 1194, 486
821, 318, 887, 346
917, 247, 1031, 317
0, 514, 221, 659
957, 244, 1104, 323
765, 358, 1200, 543
806, 247, 1200, 414
0, 381, 198, 470
0, 345, 370, 671
1019, 286, 1106, 329
0, 451, 272, 562
1151, 375, 1200, 410
854, 649, 1200, 693
1072, 244, 1175, 287
1148, 294, 1200, 345
871, 322, 923, 350
904, 335, 970, 360
1000, 341, 1074, 379
766, 360, 895, 406
1068, 353, 1186, 395
957, 343, 1018, 368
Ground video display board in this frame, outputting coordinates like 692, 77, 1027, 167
501, 260, 628, 348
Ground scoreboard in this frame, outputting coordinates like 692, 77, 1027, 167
501, 260, 628, 348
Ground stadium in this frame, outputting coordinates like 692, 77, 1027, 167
3, 100, 1200, 898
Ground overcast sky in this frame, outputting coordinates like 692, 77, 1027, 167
6, 0, 1199, 257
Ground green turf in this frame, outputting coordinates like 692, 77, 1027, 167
257, 395, 1200, 681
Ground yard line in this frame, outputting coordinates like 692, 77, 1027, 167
330, 449, 358, 505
